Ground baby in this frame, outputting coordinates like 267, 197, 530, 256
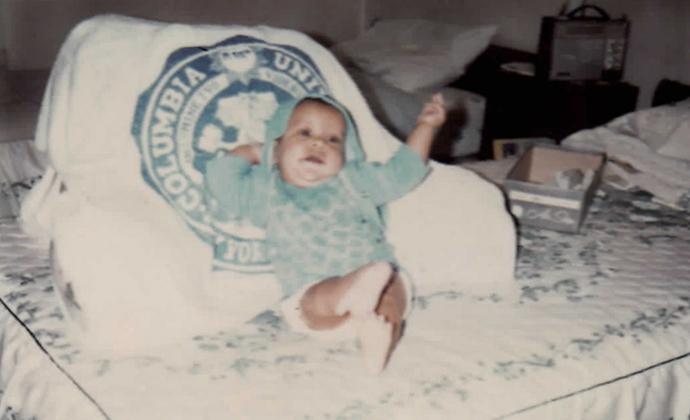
204, 93, 445, 372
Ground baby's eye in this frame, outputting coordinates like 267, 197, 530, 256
328, 136, 343, 145
298, 129, 311, 137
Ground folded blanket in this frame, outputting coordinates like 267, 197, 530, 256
21, 14, 516, 354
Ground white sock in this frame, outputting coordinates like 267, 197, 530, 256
357, 313, 393, 374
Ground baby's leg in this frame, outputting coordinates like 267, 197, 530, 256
298, 262, 407, 373
299, 261, 393, 330
335, 262, 393, 317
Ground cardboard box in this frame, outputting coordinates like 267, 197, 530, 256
492, 137, 556, 159
504, 145, 604, 233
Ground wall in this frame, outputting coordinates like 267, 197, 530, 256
1, 0, 365, 70
366, 0, 690, 107
596, 0, 689, 106
0, 0, 7, 66
2, 0, 688, 107
680, 0, 690, 82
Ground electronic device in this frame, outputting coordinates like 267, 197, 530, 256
537, 5, 629, 81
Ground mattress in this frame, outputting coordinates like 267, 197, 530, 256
2, 185, 690, 419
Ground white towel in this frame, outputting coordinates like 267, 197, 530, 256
21, 14, 516, 355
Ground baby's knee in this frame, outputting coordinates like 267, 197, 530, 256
298, 286, 320, 322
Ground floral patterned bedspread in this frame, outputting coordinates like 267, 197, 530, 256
2, 187, 690, 420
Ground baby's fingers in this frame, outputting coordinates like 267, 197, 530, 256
421, 102, 438, 116
431, 93, 445, 106
425, 94, 446, 115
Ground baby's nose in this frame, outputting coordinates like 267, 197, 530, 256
309, 137, 326, 146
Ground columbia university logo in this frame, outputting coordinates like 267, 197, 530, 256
132, 35, 329, 272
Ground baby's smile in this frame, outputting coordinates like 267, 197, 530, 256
303, 155, 325, 165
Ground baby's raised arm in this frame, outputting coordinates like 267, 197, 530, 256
406, 94, 446, 162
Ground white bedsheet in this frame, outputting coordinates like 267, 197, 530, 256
3, 185, 690, 419
0, 140, 46, 218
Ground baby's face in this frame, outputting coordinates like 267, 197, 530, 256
275, 100, 346, 188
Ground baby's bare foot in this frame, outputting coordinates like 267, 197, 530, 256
357, 313, 394, 374
335, 262, 392, 316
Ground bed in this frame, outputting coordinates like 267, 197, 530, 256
3, 152, 690, 419
2, 9, 690, 419
3, 66, 690, 418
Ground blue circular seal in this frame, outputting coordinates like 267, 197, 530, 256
132, 35, 330, 272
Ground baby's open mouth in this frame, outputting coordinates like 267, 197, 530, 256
304, 156, 324, 165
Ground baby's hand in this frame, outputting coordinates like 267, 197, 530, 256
416, 93, 446, 129
230, 143, 262, 165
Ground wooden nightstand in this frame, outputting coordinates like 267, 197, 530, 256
484, 71, 639, 149
453, 46, 639, 159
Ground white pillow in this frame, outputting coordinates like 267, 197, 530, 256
655, 99, 690, 161
614, 104, 690, 161
333, 19, 496, 92
657, 112, 690, 162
